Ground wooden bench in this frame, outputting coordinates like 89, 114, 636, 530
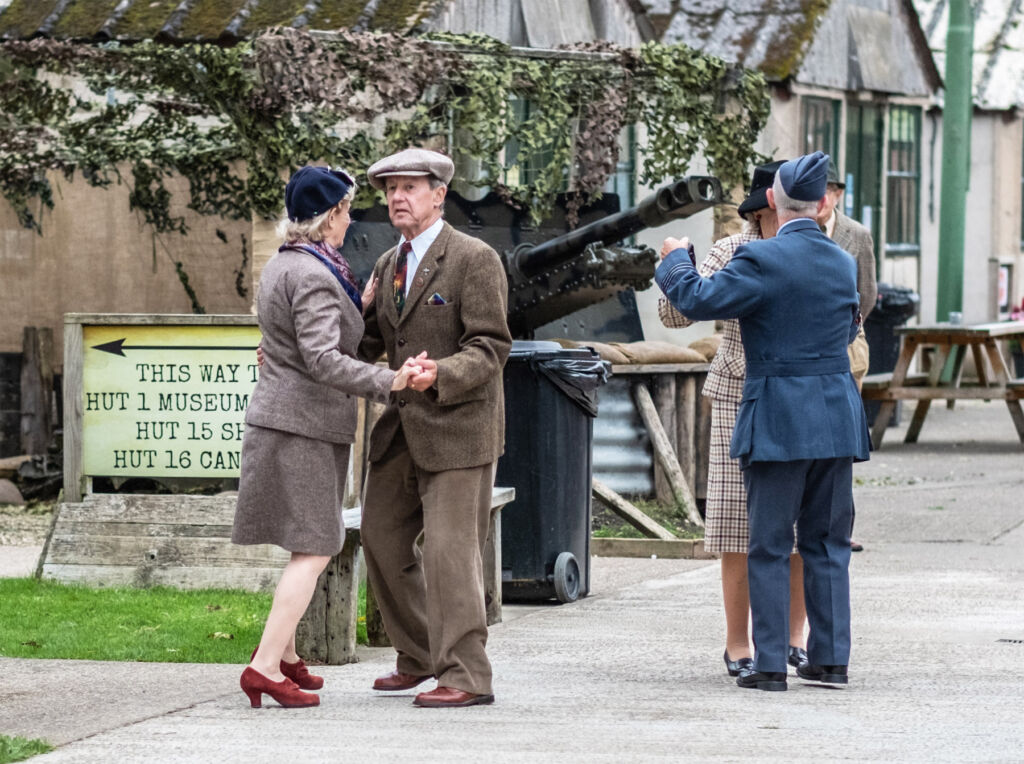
39, 486, 515, 665
861, 372, 930, 398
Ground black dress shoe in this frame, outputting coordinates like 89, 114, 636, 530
796, 663, 848, 684
851, 540, 864, 552
736, 670, 787, 691
723, 650, 753, 678
787, 646, 808, 668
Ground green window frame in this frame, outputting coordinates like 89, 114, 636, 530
885, 105, 922, 256
802, 96, 841, 157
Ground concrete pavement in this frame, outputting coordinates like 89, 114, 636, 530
1, 398, 1023, 762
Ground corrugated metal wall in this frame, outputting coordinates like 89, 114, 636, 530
592, 374, 654, 497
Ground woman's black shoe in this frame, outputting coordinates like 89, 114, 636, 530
736, 670, 788, 691
723, 650, 754, 677
787, 646, 808, 668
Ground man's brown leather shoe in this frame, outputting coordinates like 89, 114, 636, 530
372, 671, 434, 692
413, 686, 495, 708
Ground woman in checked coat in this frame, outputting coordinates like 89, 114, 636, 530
658, 161, 809, 679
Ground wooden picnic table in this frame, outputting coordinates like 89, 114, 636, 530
861, 321, 1024, 449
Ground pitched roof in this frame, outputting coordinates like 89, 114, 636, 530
915, 0, 1024, 110
0, 0, 444, 42
636, 0, 939, 95
636, 0, 830, 81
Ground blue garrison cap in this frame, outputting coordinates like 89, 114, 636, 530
284, 166, 354, 222
777, 151, 829, 202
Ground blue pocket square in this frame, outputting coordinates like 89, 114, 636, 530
427, 293, 447, 305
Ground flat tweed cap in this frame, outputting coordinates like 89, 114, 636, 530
778, 151, 829, 202
367, 148, 455, 190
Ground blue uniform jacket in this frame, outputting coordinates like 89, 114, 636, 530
656, 217, 870, 466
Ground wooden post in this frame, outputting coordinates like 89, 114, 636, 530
693, 373, 712, 506
631, 382, 703, 527
21, 327, 54, 455
674, 373, 697, 494
651, 374, 677, 506
296, 532, 362, 664
62, 320, 85, 502
484, 505, 504, 625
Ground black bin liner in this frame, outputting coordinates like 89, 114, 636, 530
864, 283, 919, 427
496, 341, 610, 603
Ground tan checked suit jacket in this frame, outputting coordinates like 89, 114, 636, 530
359, 222, 512, 471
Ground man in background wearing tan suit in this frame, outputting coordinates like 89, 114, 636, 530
358, 148, 512, 708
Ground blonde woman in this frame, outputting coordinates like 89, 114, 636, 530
233, 166, 422, 708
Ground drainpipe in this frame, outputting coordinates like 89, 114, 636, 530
936, 0, 974, 321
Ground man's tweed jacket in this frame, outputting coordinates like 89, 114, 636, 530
359, 222, 512, 472
832, 211, 877, 321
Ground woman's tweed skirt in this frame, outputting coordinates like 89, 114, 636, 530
232, 424, 350, 557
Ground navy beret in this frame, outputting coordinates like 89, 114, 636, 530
285, 166, 354, 222
778, 151, 829, 202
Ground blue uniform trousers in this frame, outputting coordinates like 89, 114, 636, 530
743, 457, 853, 673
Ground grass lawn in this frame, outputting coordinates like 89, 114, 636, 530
0, 735, 52, 763
0, 578, 270, 663
0, 577, 370, 663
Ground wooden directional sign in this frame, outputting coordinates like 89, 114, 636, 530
65, 316, 261, 495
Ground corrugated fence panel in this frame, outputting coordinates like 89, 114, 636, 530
593, 375, 654, 497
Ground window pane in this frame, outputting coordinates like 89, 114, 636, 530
802, 97, 841, 157
885, 105, 921, 254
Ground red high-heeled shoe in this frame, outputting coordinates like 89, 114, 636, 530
250, 647, 324, 690
281, 657, 324, 690
240, 667, 319, 708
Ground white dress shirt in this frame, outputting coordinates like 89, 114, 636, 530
397, 216, 444, 297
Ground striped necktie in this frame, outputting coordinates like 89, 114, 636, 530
394, 241, 411, 315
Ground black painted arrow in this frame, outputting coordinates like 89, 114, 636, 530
92, 338, 259, 357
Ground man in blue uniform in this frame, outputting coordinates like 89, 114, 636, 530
656, 152, 870, 691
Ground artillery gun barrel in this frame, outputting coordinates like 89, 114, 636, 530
512, 176, 722, 280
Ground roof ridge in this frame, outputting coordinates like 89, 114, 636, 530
158, 0, 195, 41
98, 0, 138, 40
38, 0, 75, 37
225, 0, 261, 40
292, 0, 322, 30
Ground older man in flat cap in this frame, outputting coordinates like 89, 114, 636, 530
357, 148, 512, 708
657, 151, 870, 692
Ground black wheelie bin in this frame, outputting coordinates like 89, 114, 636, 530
496, 340, 610, 603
